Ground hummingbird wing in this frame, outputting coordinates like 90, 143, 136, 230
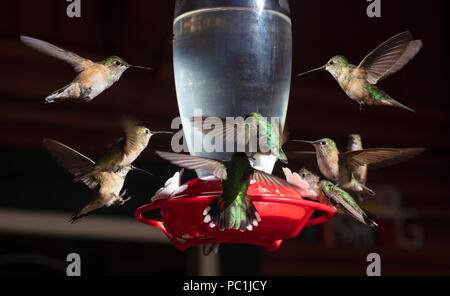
156, 151, 228, 180
340, 147, 425, 171
281, 123, 290, 146
43, 139, 100, 189
121, 118, 148, 155
256, 116, 284, 152
20, 35, 91, 73
191, 116, 287, 153
123, 122, 140, 156
356, 31, 422, 84
251, 169, 310, 194
191, 116, 252, 146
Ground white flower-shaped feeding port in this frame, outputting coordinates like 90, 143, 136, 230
282, 167, 318, 199
151, 169, 189, 201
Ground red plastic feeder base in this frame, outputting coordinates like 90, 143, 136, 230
135, 177, 335, 251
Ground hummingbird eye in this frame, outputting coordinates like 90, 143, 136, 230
321, 141, 327, 145
115, 61, 121, 66
329, 61, 334, 66
301, 173, 306, 178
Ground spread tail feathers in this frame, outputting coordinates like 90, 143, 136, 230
45, 81, 91, 103
371, 88, 415, 112
45, 83, 75, 103
386, 97, 416, 113
203, 197, 261, 232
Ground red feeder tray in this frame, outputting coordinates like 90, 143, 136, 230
135, 177, 335, 251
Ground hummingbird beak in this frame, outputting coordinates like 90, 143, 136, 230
151, 131, 174, 135
290, 139, 316, 145
131, 165, 154, 177
297, 65, 326, 77
129, 65, 154, 71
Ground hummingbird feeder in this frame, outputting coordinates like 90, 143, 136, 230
135, 0, 336, 250
135, 172, 335, 251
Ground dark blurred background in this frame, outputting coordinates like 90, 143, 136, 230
0, 0, 448, 276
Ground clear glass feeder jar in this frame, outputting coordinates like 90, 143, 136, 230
173, 0, 292, 174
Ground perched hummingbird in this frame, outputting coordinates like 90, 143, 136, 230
43, 139, 152, 222
292, 138, 424, 196
192, 112, 288, 163
20, 35, 153, 103
297, 167, 322, 198
156, 151, 300, 231
72, 121, 172, 183
320, 180, 378, 227
285, 167, 377, 226
294, 167, 377, 226
298, 31, 422, 112
282, 167, 319, 198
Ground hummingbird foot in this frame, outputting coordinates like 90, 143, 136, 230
118, 189, 132, 205
120, 189, 128, 197
108, 191, 131, 206
79, 87, 92, 102
331, 183, 340, 191
120, 196, 132, 205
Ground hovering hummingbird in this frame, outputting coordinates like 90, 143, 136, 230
292, 138, 425, 196
290, 135, 368, 187
43, 139, 152, 222
72, 121, 172, 184
192, 112, 288, 163
298, 31, 422, 112
20, 35, 153, 103
156, 151, 301, 231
